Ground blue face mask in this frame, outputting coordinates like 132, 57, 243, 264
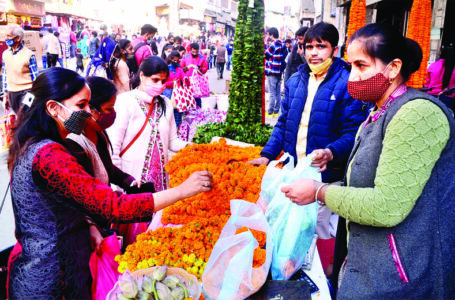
6, 39, 15, 47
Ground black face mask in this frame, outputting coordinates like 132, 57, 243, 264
191, 53, 198, 58
171, 61, 179, 67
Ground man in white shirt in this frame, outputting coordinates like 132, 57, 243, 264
42, 28, 60, 67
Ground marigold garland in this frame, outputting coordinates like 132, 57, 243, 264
115, 139, 267, 279
344, 0, 366, 61
406, 0, 432, 88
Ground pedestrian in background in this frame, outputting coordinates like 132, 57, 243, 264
284, 26, 308, 84
70, 30, 77, 58
264, 27, 286, 117
54, 31, 65, 68
88, 31, 100, 59
43, 28, 60, 68
226, 39, 234, 71
163, 51, 187, 128
181, 43, 209, 108
132, 24, 158, 67
216, 42, 227, 79
75, 48, 84, 75
1, 25, 39, 114
112, 39, 133, 94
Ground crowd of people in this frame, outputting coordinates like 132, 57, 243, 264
1, 17, 455, 299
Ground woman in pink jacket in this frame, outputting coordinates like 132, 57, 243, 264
424, 43, 455, 96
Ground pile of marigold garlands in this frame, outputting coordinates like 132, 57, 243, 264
115, 139, 267, 279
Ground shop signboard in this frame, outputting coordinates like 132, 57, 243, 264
12, 0, 44, 17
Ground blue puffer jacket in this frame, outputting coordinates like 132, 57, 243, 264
261, 57, 370, 183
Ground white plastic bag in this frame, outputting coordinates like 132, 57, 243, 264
258, 153, 320, 280
202, 200, 273, 300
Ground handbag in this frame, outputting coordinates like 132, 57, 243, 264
119, 103, 153, 158
189, 71, 210, 98
0, 111, 15, 153
171, 78, 196, 113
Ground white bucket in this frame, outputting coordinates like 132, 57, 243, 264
201, 95, 217, 110
216, 95, 229, 112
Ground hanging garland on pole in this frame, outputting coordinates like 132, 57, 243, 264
193, 0, 272, 146
344, 0, 366, 61
406, 0, 432, 88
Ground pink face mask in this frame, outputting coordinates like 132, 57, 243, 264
142, 77, 166, 98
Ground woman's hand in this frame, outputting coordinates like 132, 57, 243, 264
130, 179, 142, 188
177, 170, 213, 199
281, 178, 319, 205
89, 225, 104, 256
247, 157, 269, 166
310, 149, 333, 172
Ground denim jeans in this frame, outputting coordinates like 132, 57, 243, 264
267, 75, 281, 114
216, 62, 225, 78
226, 55, 232, 70
209, 54, 214, 69
42, 56, 47, 69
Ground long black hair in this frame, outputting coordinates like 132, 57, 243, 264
441, 43, 455, 90
86, 76, 117, 110
8, 68, 86, 172
130, 56, 169, 117
349, 23, 422, 82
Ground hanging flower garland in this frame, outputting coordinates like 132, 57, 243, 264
344, 0, 366, 61
406, 0, 432, 88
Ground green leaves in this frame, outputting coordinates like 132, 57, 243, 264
194, 0, 267, 146
193, 122, 273, 146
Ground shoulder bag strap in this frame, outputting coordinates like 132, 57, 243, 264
119, 102, 154, 158
0, 182, 10, 215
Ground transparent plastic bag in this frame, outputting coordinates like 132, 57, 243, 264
258, 153, 320, 280
202, 200, 273, 300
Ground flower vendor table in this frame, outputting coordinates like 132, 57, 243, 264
115, 139, 332, 299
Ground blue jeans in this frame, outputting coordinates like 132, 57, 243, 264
209, 54, 214, 69
42, 56, 47, 69
267, 75, 281, 114
226, 54, 232, 70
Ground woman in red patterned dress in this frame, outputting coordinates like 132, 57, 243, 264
7, 67, 212, 299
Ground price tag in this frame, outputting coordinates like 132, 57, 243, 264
248, 0, 254, 8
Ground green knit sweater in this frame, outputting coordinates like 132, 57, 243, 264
325, 99, 450, 227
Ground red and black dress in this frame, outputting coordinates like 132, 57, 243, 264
8, 139, 155, 299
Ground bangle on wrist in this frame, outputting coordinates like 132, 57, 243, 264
315, 183, 329, 206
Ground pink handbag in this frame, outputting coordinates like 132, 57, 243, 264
171, 78, 196, 112
190, 71, 210, 98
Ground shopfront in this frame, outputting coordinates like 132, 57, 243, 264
5, 0, 44, 30
337, 0, 452, 63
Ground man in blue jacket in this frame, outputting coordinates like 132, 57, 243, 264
250, 22, 369, 238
